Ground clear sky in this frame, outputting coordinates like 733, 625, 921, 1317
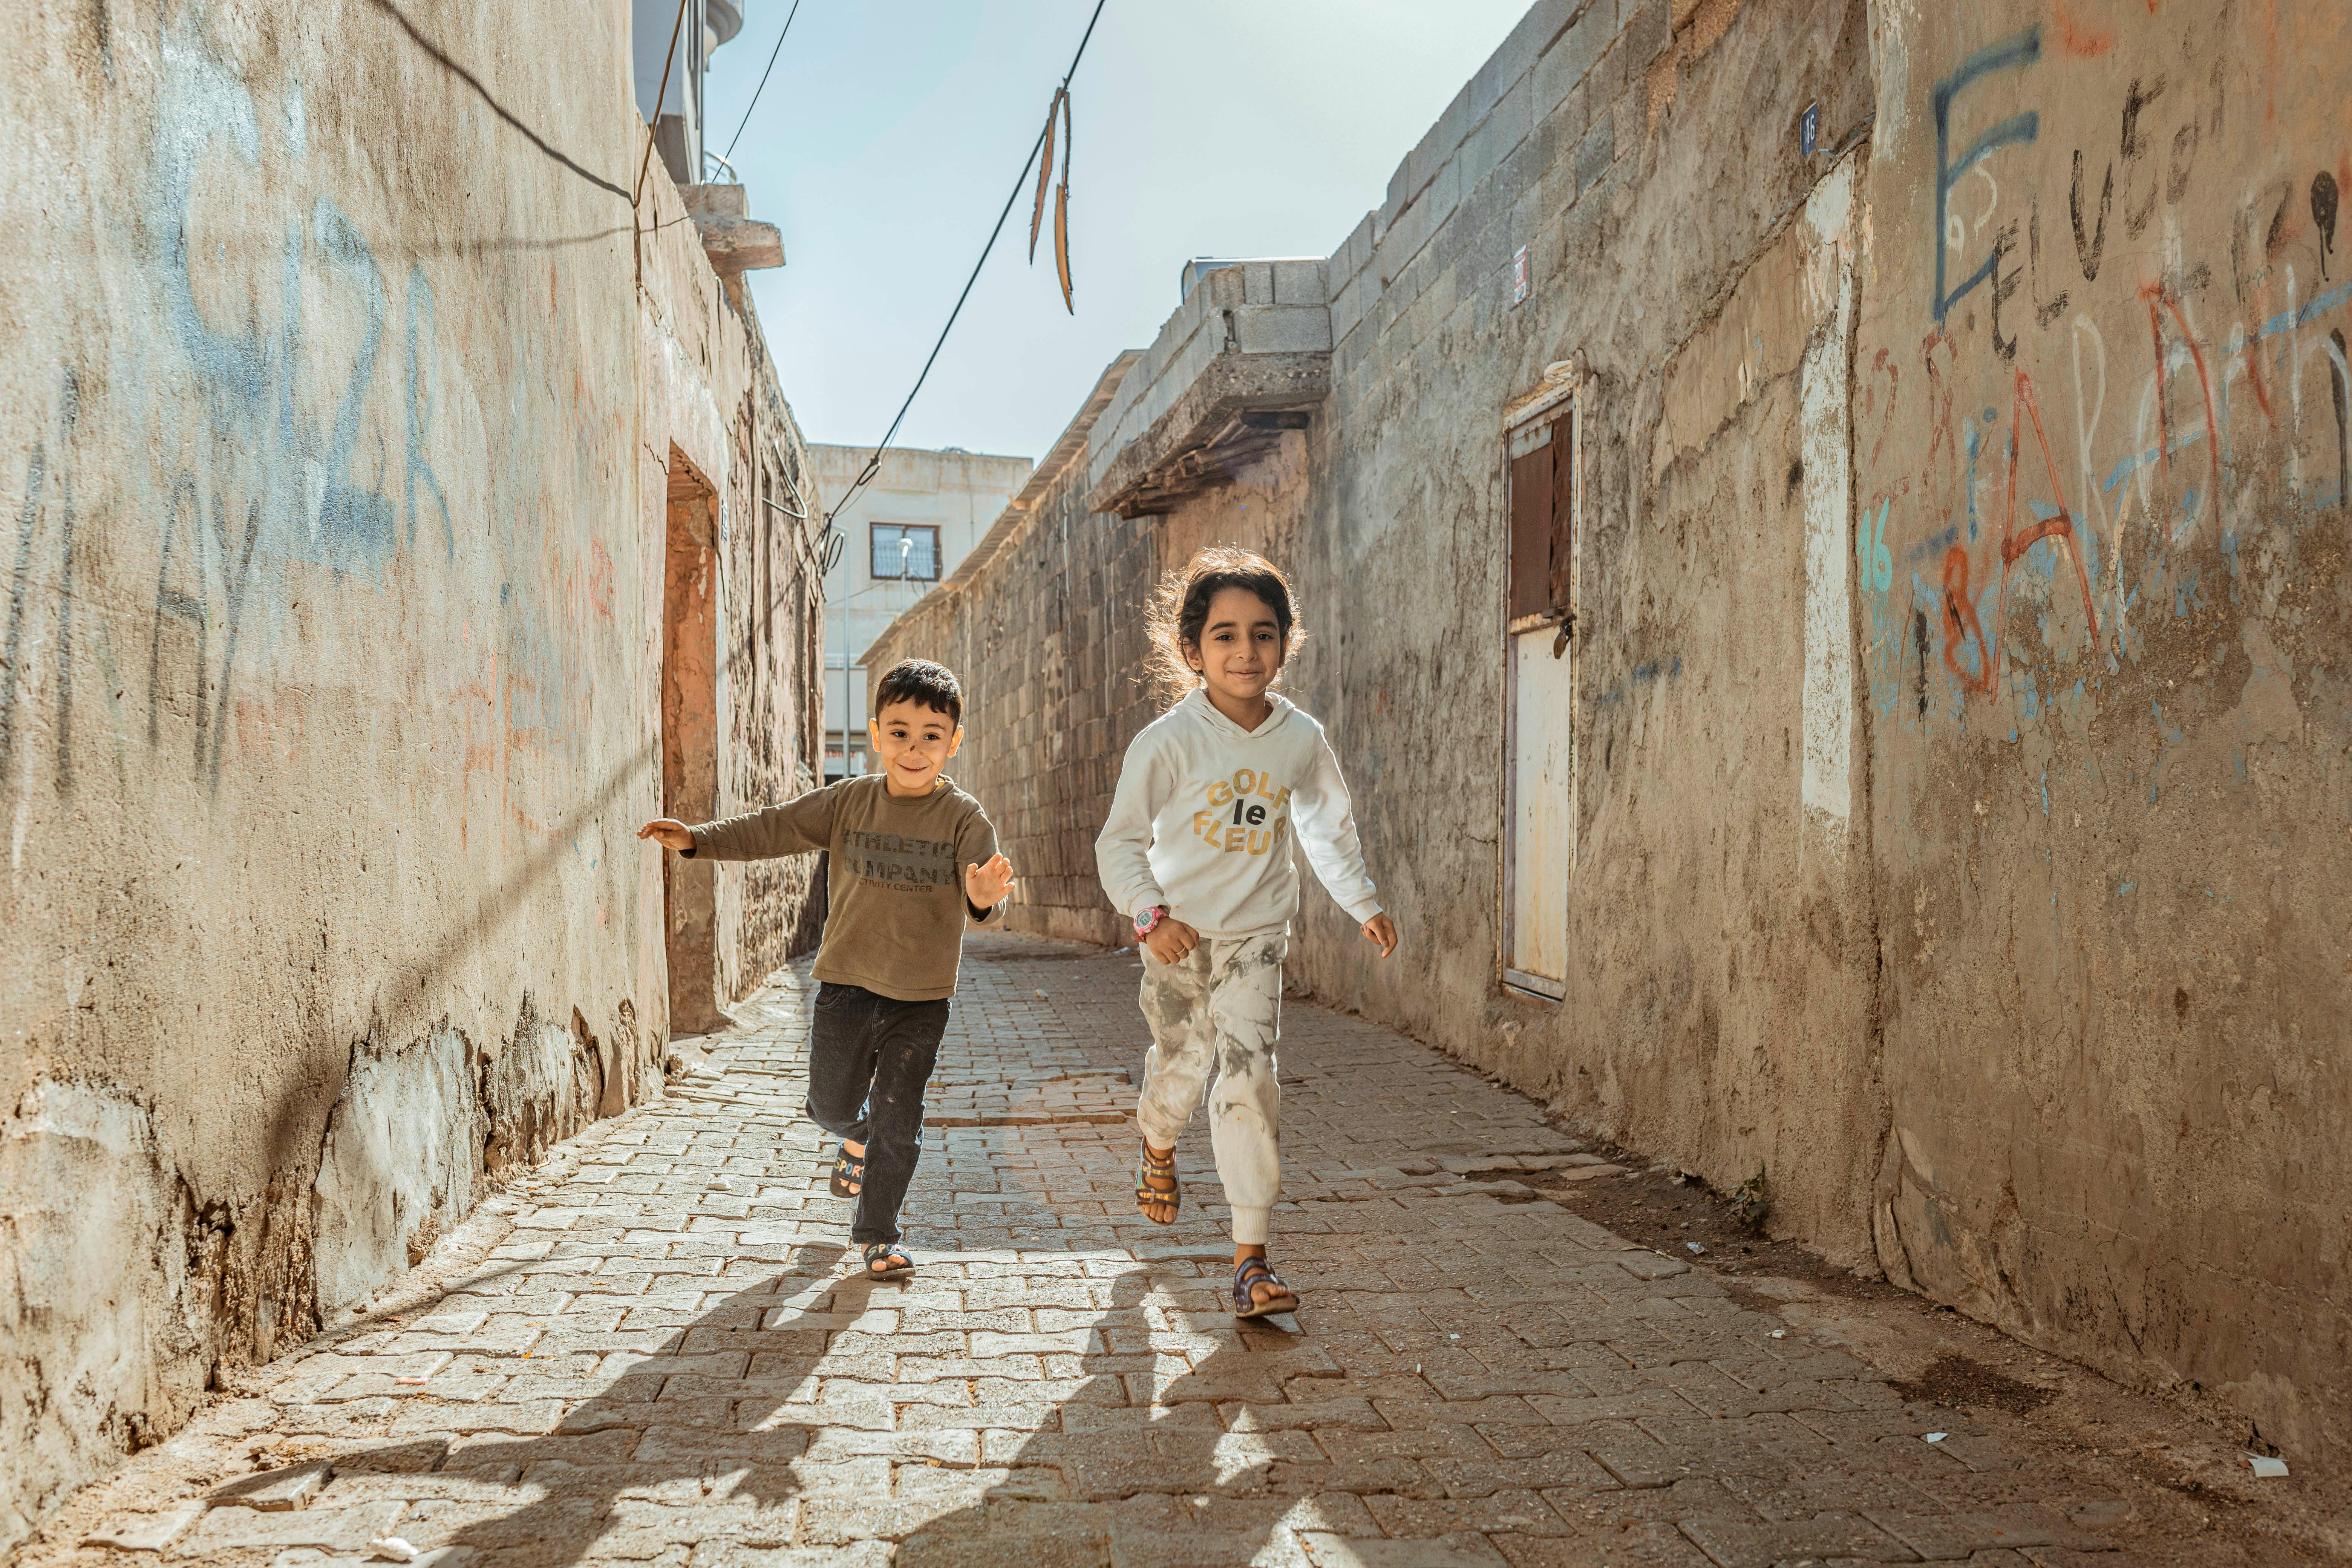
706, 0, 1536, 464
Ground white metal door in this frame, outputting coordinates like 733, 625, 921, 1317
1507, 626, 1573, 994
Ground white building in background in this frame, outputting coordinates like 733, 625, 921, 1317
808, 445, 1031, 779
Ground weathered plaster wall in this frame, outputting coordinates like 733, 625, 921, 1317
716, 349, 828, 1000
0, 0, 821, 1542
1854, 0, 2352, 1459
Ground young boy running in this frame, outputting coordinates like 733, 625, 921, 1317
639, 659, 1014, 1280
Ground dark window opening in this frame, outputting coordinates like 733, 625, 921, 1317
1507, 410, 1574, 622
870, 523, 940, 581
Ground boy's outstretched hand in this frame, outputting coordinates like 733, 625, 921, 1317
638, 818, 695, 852
966, 853, 1016, 910
1362, 912, 1400, 957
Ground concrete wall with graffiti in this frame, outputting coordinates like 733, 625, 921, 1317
1855, 0, 2349, 1461
864, 0, 2347, 1463
0, 1, 824, 1544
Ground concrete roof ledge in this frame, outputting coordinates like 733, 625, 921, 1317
1084, 260, 1332, 519
681, 184, 784, 272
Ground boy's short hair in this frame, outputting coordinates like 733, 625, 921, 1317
873, 659, 963, 728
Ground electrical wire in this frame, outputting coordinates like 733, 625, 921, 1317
825, 0, 1110, 527
724, 0, 805, 161
767, 461, 810, 521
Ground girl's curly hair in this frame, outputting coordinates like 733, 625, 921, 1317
1142, 546, 1305, 706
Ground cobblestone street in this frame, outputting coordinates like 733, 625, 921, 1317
29, 936, 2181, 1567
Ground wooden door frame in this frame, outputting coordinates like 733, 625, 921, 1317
1499, 378, 1580, 1002
662, 446, 730, 1037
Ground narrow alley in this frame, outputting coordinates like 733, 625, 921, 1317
10, 0, 2351, 1559
20, 937, 2321, 1568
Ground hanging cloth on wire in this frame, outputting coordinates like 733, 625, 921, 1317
1028, 86, 1075, 313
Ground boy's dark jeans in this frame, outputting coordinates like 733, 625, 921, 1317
805, 982, 949, 1247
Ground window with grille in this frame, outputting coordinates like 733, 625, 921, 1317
870, 523, 940, 581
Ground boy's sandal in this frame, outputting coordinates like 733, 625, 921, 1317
1232, 1256, 1300, 1318
829, 1144, 865, 1199
1136, 1142, 1181, 1223
861, 1242, 915, 1280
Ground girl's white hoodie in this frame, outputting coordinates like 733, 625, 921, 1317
1095, 688, 1381, 938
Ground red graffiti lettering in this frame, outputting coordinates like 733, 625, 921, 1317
2140, 281, 2224, 525
1940, 545, 1994, 695
2242, 322, 2275, 421
2049, 0, 2116, 58
2004, 369, 2102, 643
1862, 346, 1901, 473
1922, 330, 1959, 528
1940, 371, 2105, 703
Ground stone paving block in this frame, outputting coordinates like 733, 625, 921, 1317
386, 1398, 569, 1438
1367, 1489, 1579, 1537
1300, 1530, 1511, 1567
1220, 1397, 1388, 1432
1676, 1510, 1922, 1567
1490, 1538, 1619, 1568
180, 1501, 406, 1553
79, 1502, 205, 1551
740, 1390, 891, 1432
1563, 1421, 1698, 1490
970, 1328, 1103, 1357
1863, 1507, 2113, 1559
600, 1496, 801, 1548
1375, 1394, 1551, 1428
1123, 1530, 1317, 1566
270, 1399, 400, 1439
1543, 1476, 1755, 1530
1716, 1468, 1945, 1521
892, 1521, 1112, 1568
1521, 1519, 1716, 1566
897, 1399, 1066, 1433
212, 1459, 334, 1510
1425, 1444, 1619, 1498
1060, 1401, 1223, 1434
692, 1544, 894, 1568
802, 1427, 980, 1464
630, 1424, 813, 1464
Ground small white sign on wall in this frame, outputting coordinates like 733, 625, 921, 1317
1511, 245, 1530, 305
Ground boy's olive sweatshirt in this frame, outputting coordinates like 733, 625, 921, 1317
684, 774, 1005, 1000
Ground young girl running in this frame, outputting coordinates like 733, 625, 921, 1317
1095, 547, 1399, 1318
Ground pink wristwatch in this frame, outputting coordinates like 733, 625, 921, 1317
1135, 905, 1168, 938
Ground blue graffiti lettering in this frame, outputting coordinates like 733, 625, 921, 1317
1932, 27, 2042, 322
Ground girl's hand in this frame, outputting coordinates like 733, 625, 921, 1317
638, 819, 695, 853
1362, 913, 1399, 957
1144, 917, 1200, 965
966, 853, 1016, 909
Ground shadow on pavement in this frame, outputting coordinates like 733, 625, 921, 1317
315, 1240, 1307, 1567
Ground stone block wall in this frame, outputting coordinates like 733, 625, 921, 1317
0, 2, 822, 1543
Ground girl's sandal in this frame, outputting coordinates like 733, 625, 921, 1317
861, 1242, 915, 1280
1232, 1256, 1300, 1319
829, 1144, 865, 1199
1136, 1142, 1181, 1224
